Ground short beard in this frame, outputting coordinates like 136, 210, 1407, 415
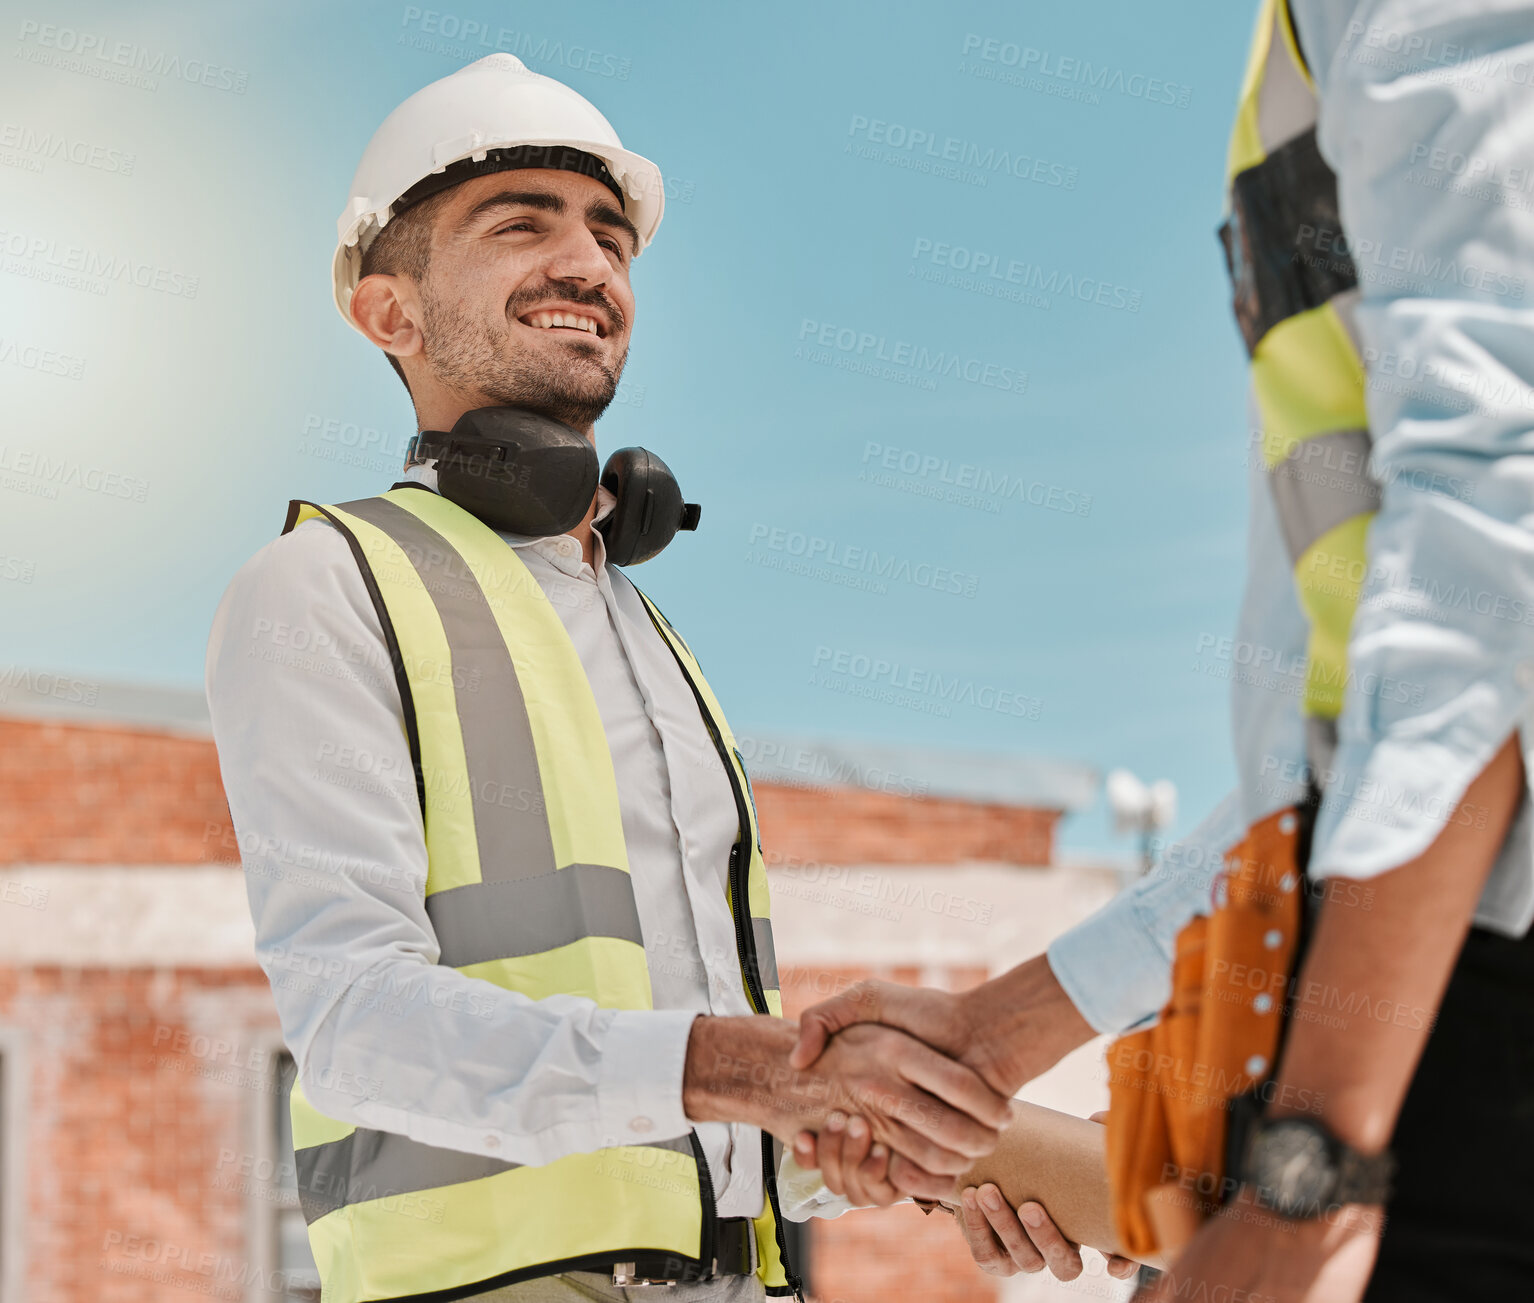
418, 280, 627, 429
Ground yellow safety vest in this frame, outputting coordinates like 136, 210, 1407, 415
1222, 0, 1375, 776
278, 484, 794, 1302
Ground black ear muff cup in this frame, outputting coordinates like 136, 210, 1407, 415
417, 407, 598, 538
596, 447, 701, 566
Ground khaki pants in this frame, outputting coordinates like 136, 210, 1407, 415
464, 1269, 768, 1303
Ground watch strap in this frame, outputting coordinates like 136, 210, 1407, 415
1335, 1144, 1396, 1208
1241, 1116, 1395, 1218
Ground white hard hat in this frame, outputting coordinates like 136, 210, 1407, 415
332, 53, 664, 334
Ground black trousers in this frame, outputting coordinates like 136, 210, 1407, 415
1361, 921, 1534, 1301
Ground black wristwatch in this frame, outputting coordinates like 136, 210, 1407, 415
1238, 1117, 1395, 1219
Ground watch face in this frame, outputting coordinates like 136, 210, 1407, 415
1250, 1120, 1336, 1215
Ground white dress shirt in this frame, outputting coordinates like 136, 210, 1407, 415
206, 464, 767, 1219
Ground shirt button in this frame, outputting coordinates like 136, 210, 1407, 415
1278, 812, 1297, 836
1264, 929, 1283, 950
1245, 1054, 1268, 1077
484, 1134, 500, 1150
1253, 994, 1274, 1014
630, 1116, 654, 1134
1518, 661, 1534, 690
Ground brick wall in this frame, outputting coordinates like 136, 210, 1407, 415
0, 966, 280, 1303
0, 719, 235, 866
0, 715, 1059, 1303
0, 715, 1058, 871
757, 783, 1058, 868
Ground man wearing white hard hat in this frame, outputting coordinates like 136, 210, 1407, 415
205, 54, 1011, 1303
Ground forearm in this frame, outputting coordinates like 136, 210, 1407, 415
964, 955, 1095, 1090
1268, 733, 1526, 1151
683, 1014, 803, 1133
287, 947, 698, 1163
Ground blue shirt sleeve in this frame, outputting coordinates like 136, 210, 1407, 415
1047, 792, 1248, 1034
1284, 0, 1534, 916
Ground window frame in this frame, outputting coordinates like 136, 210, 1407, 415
0, 1027, 28, 1303
242, 1032, 318, 1303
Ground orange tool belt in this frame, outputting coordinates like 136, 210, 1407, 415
1104, 802, 1311, 1259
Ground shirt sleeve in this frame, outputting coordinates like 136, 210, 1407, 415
1046, 792, 1248, 1034
1287, 0, 1534, 886
205, 518, 699, 1165
774, 1149, 880, 1221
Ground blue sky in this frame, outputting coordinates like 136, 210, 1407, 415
1, 0, 1258, 858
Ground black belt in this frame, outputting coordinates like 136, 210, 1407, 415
610, 1218, 756, 1287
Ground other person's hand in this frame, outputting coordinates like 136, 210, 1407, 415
957, 1183, 1138, 1282
788, 957, 1094, 1098
684, 1016, 1009, 1199
791, 1113, 901, 1207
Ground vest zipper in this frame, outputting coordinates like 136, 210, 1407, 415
727, 842, 766, 1009
635, 594, 802, 1297
687, 1130, 718, 1274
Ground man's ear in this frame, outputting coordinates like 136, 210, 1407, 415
350, 273, 424, 362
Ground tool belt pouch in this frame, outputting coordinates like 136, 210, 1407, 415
1104, 804, 1304, 1260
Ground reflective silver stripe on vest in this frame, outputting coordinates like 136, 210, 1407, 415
339, 494, 559, 884
1267, 427, 1380, 562
1305, 714, 1338, 777
1254, 2, 1315, 157
1330, 286, 1364, 360
751, 917, 779, 991
426, 863, 644, 969
296, 1128, 694, 1222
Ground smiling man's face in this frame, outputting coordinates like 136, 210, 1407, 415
361, 166, 639, 432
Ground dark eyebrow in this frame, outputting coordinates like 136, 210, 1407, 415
586, 198, 639, 257
453, 187, 640, 256
452, 189, 565, 235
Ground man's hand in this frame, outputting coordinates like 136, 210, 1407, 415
789, 955, 1095, 1098
1135, 1193, 1382, 1303
684, 1015, 1009, 1199
958, 1185, 1139, 1283
951, 1109, 1137, 1282
797, 1104, 1138, 1285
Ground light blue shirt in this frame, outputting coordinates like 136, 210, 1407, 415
1050, 0, 1534, 1034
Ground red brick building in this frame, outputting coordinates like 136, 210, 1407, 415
0, 676, 1127, 1303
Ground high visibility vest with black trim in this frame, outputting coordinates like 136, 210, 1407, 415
278, 484, 795, 1303
1220, 0, 1375, 778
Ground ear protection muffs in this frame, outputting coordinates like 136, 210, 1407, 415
596, 447, 702, 566
408, 406, 700, 566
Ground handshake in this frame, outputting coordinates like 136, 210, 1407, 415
683, 957, 1138, 1283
